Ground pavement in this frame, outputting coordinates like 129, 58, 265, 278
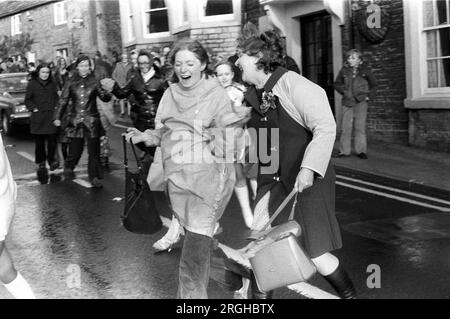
331, 140, 450, 195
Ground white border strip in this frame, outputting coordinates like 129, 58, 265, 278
17, 151, 35, 163
336, 181, 450, 212
113, 122, 129, 129
336, 175, 450, 206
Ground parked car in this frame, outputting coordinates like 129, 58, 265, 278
0, 72, 31, 135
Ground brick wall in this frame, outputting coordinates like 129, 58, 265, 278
342, 0, 409, 144
409, 110, 450, 153
190, 26, 241, 60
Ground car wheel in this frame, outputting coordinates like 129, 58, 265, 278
1, 112, 13, 135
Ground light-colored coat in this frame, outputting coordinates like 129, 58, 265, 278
144, 77, 247, 237
0, 135, 17, 241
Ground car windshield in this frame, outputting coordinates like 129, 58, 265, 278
0, 75, 28, 92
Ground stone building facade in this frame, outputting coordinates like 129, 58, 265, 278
0, 0, 122, 64
119, 0, 242, 61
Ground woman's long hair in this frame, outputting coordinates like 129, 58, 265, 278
30, 63, 53, 81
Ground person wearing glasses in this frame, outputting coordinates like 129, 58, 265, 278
110, 50, 168, 159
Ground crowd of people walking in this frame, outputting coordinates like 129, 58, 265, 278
0, 20, 375, 300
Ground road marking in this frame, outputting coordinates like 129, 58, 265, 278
14, 169, 86, 181
73, 178, 93, 188
17, 151, 35, 163
17, 180, 41, 188
336, 175, 450, 206
113, 122, 129, 129
336, 181, 450, 212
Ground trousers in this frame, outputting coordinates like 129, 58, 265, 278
177, 230, 213, 299
339, 101, 368, 155
64, 129, 102, 180
34, 134, 57, 165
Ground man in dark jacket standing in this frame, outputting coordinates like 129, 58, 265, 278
334, 49, 377, 159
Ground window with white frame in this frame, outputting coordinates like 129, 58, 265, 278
205, 0, 233, 16
173, 0, 189, 29
11, 14, 22, 35
54, 1, 68, 25
200, 0, 235, 21
144, 0, 169, 35
56, 48, 68, 61
423, 0, 450, 88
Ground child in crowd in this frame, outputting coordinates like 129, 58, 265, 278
214, 61, 256, 229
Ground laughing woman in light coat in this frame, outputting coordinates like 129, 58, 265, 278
122, 38, 248, 299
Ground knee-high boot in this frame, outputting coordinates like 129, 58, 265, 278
250, 270, 273, 299
323, 265, 356, 299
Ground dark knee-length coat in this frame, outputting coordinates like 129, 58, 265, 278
25, 77, 59, 135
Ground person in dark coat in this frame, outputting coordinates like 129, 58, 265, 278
53, 55, 112, 188
235, 33, 356, 299
25, 63, 59, 183
110, 50, 168, 158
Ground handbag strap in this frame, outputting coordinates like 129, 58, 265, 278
261, 188, 299, 231
122, 135, 143, 170
122, 135, 128, 167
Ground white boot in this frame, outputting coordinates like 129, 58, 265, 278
153, 216, 182, 252
234, 185, 253, 228
4, 272, 35, 299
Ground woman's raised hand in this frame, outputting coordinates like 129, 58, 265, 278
124, 127, 146, 144
100, 78, 115, 93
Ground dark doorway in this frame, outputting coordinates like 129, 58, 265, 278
301, 11, 335, 114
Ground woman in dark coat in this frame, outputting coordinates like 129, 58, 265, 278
53, 55, 112, 188
25, 63, 59, 183
235, 33, 356, 299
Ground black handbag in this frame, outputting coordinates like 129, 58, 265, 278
121, 135, 163, 234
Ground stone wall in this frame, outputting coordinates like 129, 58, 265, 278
0, 0, 122, 63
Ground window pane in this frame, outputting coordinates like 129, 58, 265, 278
427, 31, 438, 57
436, 0, 448, 25
151, 0, 166, 9
439, 27, 450, 56
439, 58, 450, 86
423, 0, 434, 27
147, 10, 169, 33
205, 0, 233, 16
428, 60, 439, 87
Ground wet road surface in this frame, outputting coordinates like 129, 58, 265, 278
1, 126, 449, 299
